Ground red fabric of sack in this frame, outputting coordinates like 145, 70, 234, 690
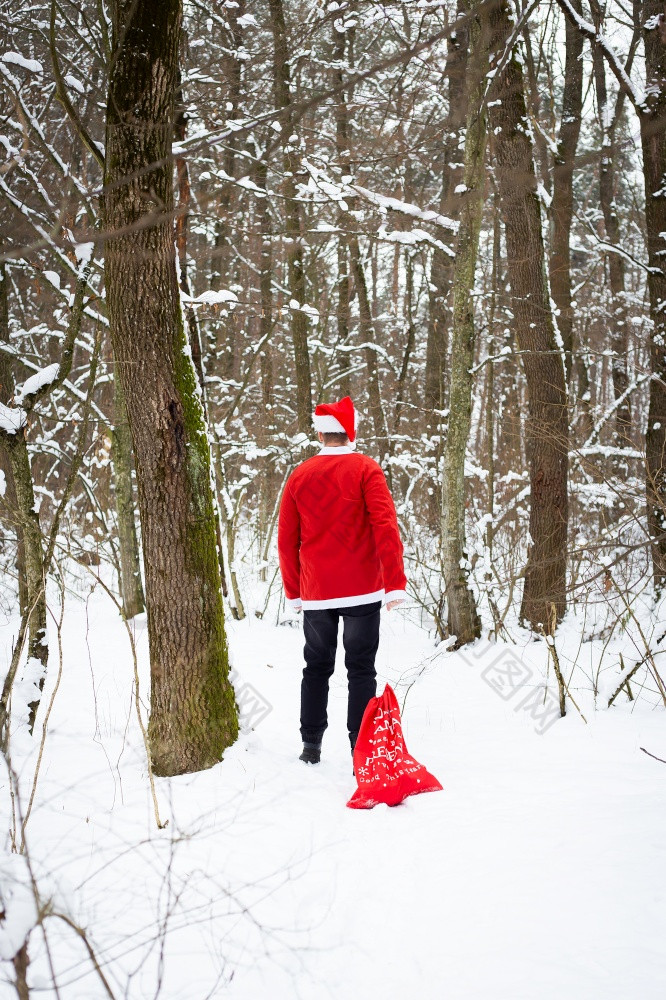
347, 684, 443, 809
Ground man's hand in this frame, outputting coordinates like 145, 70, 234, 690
386, 599, 404, 611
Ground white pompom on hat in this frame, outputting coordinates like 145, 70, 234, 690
313, 396, 359, 442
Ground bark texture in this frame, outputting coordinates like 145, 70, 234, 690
269, 0, 313, 435
209, 2, 244, 383
441, 0, 488, 646
0, 260, 48, 726
13, 940, 29, 1000
255, 152, 274, 412
641, 2, 666, 588
488, 1, 569, 629
175, 68, 205, 393
104, 0, 238, 775
349, 234, 391, 469
0, 258, 26, 610
423, 9, 468, 526
590, 0, 632, 442
332, 24, 352, 401
424, 7, 468, 427
549, 0, 584, 380
111, 372, 144, 619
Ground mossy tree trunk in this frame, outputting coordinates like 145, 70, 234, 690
440, 0, 488, 647
487, 0, 569, 631
103, 0, 238, 775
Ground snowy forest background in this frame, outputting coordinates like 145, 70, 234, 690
1, 0, 665, 997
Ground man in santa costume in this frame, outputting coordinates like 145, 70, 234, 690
278, 396, 407, 765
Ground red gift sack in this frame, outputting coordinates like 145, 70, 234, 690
347, 683, 443, 809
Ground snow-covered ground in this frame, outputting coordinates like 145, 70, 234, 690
1, 580, 665, 999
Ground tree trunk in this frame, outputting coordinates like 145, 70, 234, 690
209, 3, 244, 385
549, 0, 583, 379
253, 152, 274, 417
0, 260, 48, 728
423, 8, 468, 528
111, 372, 144, 619
329, 23, 388, 463
335, 235, 352, 399
393, 252, 416, 436
175, 58, 231, 597
424, 5, 468, 429
268, 0, 313, 435
488, 0, 569, 630
0, 259, 27, 614
332, 24, 352, 401
485, 202, 502, 560
349, 234, 391, 469
175, 69, 205, 394
103, 0, 238, 775
254, 147, 275, 582
590, 3, 631, 443
521, 20, 552, 193
441, 0, 488, 646
13, 940, 29, 1000
640, 2, 666, 589
4, 434, 48, 728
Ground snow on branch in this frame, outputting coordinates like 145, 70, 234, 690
302, 158, 458, 242
0, 51, 43, 74
0, 61, 89, 199
377, 226, 455, 257
581, 373, 651, 450
48, 0, 104, 168
182, 288, 239, 308
554, 0, 645, 110
13, 363, 60, 405
351, 184, 458, 232
577, 445, 643, 460
0, 401, 27, 436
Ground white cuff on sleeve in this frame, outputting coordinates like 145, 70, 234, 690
383, 590, 407, 605
286, 597, 302, 610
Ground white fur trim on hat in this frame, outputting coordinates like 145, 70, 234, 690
313, 413, 346, 434
312, 408, 359, 435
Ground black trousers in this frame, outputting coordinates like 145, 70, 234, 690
300, 601, 381, 744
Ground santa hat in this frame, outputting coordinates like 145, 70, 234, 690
313, 396, 358, 442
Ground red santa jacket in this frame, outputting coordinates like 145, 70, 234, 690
278, 446, 407, 610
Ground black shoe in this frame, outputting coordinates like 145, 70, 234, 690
299, 745, 321, 765
349, 732, 359, 776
